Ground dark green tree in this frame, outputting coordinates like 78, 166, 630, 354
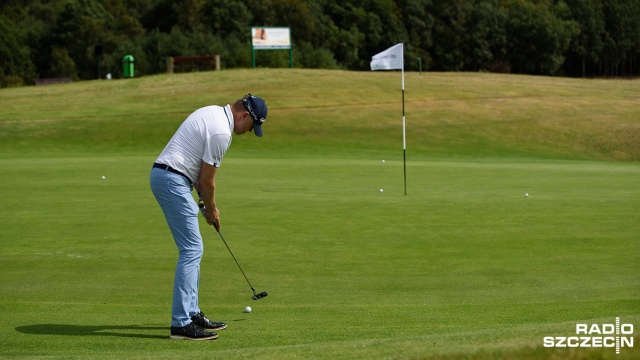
2, 0, 640, 85
201, 0, 253, 38
398, 0, 434, 71
427, 0, 475, 71
504, 0, 577, 75
0, 15, 36, 87
563, 0, 606, 77
464, 0, 509, 72
45, 0, 116, 79
601, 0, 640, 76
48, 47, 78, 79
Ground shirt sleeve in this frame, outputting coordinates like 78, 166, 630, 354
202, 134, 231, 167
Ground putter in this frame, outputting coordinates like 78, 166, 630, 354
215, 225, 268, 301
198, 200, 268, 301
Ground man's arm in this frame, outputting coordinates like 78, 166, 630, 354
197, 161, 221, 230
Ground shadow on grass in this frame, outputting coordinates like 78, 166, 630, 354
15, 324, 167, 339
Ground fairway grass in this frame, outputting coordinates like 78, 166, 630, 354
0, 70, 638, 359
1, 155, 638, 359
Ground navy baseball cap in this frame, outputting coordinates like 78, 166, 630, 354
242, 94, 267, 137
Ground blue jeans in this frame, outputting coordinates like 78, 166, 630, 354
150, 167, 202, 327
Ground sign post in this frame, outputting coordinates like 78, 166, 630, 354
251, 27, 293, 68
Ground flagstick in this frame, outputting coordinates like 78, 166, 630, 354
401, 44, 406, 196
369, 43, 406, 195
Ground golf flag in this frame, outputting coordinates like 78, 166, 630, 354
370, 43, 407, 195
370, 43, 404, 70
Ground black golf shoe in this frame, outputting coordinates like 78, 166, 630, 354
170, 322, 218, 340
191, 311, 227, 331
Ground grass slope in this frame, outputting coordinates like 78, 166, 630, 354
1, 69, 639, 160
0, 70, 638, 359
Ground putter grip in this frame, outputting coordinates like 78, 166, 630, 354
197, 199, 206, 217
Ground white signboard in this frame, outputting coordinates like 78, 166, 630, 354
251, 27, 291, 49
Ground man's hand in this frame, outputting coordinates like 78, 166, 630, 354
198, 198, 221, 231
206, 206, 221, 231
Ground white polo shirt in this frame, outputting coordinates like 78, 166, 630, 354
155, 105, 233, 183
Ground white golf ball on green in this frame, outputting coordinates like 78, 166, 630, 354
244, 306, 252, 313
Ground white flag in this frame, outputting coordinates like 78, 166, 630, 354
370, 43, 403, 70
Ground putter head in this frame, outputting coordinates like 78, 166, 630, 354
252, 291, 268, 300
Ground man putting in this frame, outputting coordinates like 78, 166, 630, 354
150, 94, 268, 340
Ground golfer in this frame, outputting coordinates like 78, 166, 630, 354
150, 94, 267, 340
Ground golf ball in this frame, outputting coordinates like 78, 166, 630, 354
101, 176, 106, 180
244, 306, 252, 313
381, 160, 385, 163
379, 188, 384, 193
525, 193, 529, 197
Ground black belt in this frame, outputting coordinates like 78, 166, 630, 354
153, 163, 192, 184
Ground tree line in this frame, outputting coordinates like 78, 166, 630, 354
1, 0, 639, 87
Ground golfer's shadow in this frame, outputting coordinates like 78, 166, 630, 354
16, 324, 167, 339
